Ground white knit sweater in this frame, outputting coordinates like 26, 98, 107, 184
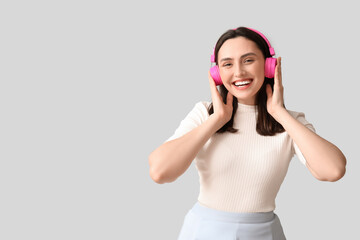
165, 101, 316, 213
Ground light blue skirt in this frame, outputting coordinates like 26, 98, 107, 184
178, 202, 286, 240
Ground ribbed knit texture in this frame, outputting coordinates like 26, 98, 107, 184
165, 101, 316, 213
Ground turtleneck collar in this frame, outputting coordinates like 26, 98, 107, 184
237, 102, 257, 113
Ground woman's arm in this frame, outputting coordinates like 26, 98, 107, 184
272, 108, 347, 182
266, 57, 346, 181
148, 114, 224, 184
149, 72, 233, 184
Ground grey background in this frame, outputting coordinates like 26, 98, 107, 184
0, 0, 358, 239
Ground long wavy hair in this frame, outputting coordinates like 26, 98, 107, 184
208, 27, 285, 136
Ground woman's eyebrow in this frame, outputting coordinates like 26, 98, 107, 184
241, 52, 257, 58
219, 52, 257, 63
219, 57, 233, 63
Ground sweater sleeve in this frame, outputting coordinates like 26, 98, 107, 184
164, 101, 210, 143
290, 111, 316, 166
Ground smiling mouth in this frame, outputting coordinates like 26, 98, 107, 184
233, 79, 253, 87
233, 81, 252, 87
232, 78, 253, 90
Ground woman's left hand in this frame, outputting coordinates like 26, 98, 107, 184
266, 57, 285, 117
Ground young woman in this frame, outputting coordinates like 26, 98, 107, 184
148, 27, 347, 240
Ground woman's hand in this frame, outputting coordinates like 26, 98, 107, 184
266, 57, 285, 118
208, 71, 233, 125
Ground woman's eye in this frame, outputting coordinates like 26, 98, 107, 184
244, 59, 254, 63
223, 63, 232, 67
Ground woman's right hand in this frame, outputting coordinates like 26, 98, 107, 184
208, 71, 233, 126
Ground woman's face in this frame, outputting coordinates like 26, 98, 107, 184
217, 36, 265, 105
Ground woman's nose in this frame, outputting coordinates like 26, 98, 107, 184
235, 67, 246, 78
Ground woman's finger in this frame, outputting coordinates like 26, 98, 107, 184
208, 71, 234, 123
208, 71, 221, 100
274, 57, 282, 87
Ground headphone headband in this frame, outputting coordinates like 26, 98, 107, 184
245, 27, 275, 56
210, 27, 275, 63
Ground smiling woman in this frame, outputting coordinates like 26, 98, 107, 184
148, 26, 347, 240
208, 27, 284, 135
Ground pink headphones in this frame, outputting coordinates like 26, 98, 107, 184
210, 27, 277, 86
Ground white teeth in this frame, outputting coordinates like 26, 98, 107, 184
234, 80, 252, 86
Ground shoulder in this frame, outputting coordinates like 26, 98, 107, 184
190, 100, 211, 119
286, 108, 316, 132
164, 100, 211, 142
286, 108, 305, 119
192, 100, 211, 108
188, 100, 211, 115
177, 100, 211, 124
195, 100, 211, 110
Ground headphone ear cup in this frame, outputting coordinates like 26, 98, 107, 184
210, 65, 223, 86
265, 57, 277, 78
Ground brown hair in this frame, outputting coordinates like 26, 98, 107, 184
208, 27, 285, 136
